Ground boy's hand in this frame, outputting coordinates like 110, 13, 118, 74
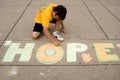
53, 41, 60, 46
61, 28, 66, 34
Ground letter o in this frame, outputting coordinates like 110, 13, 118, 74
36, 43, 64, 64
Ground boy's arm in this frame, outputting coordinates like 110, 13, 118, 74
61, 21, 66, 34
43, 28, 60, 46
61, 21, 64, 29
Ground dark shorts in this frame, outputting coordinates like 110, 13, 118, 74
33, 19, 56, 33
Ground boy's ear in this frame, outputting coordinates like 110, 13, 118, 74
54, 11, 57, 14
54, 11, 57, 16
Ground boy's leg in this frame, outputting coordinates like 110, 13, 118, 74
54, 20, 61, 31
52, 20, 64, 41
32, 23, 43, 39
32, 32, 40, 39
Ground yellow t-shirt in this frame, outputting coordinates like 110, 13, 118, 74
34, 3, 57, 28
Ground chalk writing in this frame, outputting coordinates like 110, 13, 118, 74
2, 43, 35, 62
94, 43, 119, 62
1, 41, 120, 64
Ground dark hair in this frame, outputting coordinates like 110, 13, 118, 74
53, 5, 67, 20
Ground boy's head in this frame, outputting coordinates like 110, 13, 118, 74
53, 5, 67, 20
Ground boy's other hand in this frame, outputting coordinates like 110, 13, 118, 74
61, 28, 66, 34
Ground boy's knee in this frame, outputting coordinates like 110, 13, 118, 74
32, 35, 38, 39
32, 33, 40, 39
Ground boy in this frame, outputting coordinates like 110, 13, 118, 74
32, 3, 67, 46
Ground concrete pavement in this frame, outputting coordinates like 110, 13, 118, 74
0, 0, 120, 80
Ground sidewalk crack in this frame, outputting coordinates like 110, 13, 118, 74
0, 0, 33, 48
82, 0, 109, 40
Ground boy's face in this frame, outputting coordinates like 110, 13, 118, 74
52, 11, 61, 20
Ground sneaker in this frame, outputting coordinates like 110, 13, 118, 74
53, 31, 64, 41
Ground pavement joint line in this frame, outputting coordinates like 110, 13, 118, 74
98, 0, 120, 22
0, 64, 120, 67
82, 0, 109, 40
0, 39, 120, 42
0, 0, 33, 48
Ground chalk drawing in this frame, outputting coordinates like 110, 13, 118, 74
2, 43, 35, 62
47, 70, 50, 72
40, 73, 46, 77
94, 43, 119, 62
36, 43, 64, 64
45, 48, 56, 56
2, 42, 120, 64
67, 43, 88, 62
8, 66, 17, 76
81, 53, 93, 62
3, 40, 12, 47
116, 44, 120, 48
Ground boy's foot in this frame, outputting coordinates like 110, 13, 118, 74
53, 31, 64, 41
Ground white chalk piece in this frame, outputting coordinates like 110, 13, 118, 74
8, 66, 17, 76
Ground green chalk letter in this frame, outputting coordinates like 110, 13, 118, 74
2, 43, 35, 62
67, 43, 88, 62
